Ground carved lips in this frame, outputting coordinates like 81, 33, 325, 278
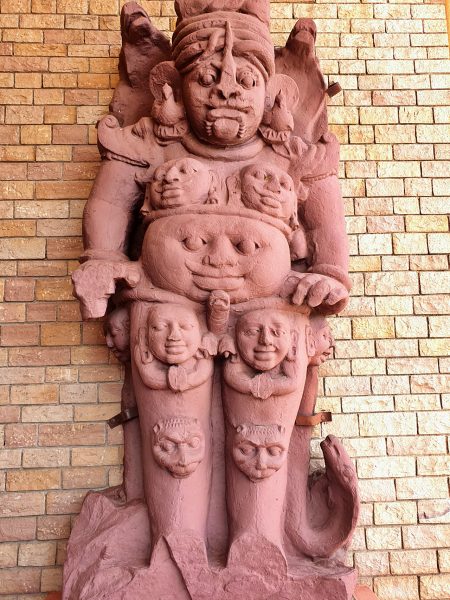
142, 214, 291, 303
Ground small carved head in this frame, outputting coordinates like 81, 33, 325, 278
232, 423, 287, 482
148, 157, 218, 209
307, 316, 335, 366
236, 309, 294, 371
104, 306, 130, 363
240, 163, 298, 227
153, 417, 205, 478
145, 303, 202, 365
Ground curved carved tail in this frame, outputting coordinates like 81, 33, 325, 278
285, 432, 359, 559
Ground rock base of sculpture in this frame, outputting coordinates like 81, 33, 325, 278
63, 490, 356, 600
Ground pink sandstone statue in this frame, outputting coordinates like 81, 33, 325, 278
65, 1, 359, 598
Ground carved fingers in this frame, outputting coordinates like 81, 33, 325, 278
168, 365, 189, 391
291, 273, 349, 312
250, 373, 274, 400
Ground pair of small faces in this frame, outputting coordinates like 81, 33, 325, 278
153, 416, 205, 479
232, 424, 287, 482
143, 157, 218, 212
144, 158, 298, 227
236, 309, 296, 372
140, 303, 202, 366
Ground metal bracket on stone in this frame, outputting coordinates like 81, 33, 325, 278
295, 411, 332, 427
326, 82, 342, 97
107, 407, 139, 429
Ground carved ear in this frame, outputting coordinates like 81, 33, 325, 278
207, 170, 221, 205
286, 330, 298, 361
149, 61, 182, 100
265, 73, 299, 113
138, 326, 153, 364
306, 325, 316, 358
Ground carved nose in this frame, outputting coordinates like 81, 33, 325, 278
267, 178, 280, 193
164, 166, 180, 183
215, 68, 241, 101
256, 450, 267, 470
203, 237, 237, 267
177, 447, 187, 466
259, 326, 272, 345
167, 324, 182, 340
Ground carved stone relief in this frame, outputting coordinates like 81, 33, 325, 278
64, 1, 360, 598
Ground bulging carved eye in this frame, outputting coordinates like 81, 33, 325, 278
235, 239, 260, 255
199, 69, 218, 87
239, 444, 254, 456
280, 179, 291, 190
182, 236, 206, 251
160, 440, 176, 453
238, 71, 257, 89
267, 445, 283, 457
189, 436, 200, 448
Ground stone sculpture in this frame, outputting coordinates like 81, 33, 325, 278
65, 1, 359, 598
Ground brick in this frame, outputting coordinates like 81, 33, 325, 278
6, 469, 61, 492
22, 448, 69, 468
62, 466, 108, 489
37, 515, 71, 540
0, 517, 36, 542
403, 525, 450, 549
0, 566, 41, 594
22, 404, 72, 422
46, 490, 86, 515
419, 500, 450, 525
397, 477, 449, 501
18, 541, 56, 566
4, 279, 35, 301
357, 456, 415, 479
359, 412, 416, 437
8, 347, 71, 367
353, 317, 395, 339
354, 551, 389, 576
374, 576, 418, 600
0, 492, 45, 517
374, 502, 417, 526
366, 526, 402, 550
41, 322, 81, 346
10, 384, 58, 405
4, 424, 37, 448
1, 324, 39, 346
420, 575, 450, 600
38, 423, 105, 446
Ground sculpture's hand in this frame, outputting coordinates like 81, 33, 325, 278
250, 373, 274, 400
291, 273, 349, 312
168, 365, 189, 392
72, 260, 141, 320
199, 332, 219, 358
219, 334, 237, 360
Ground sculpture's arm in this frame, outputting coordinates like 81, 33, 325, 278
81, 159, 146, 263
133, 344, 169, 390
300, 174, 350, 289
223, 359, 256, 395
168, 357, 214, 392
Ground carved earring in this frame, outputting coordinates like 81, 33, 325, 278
305, 326, 316, 358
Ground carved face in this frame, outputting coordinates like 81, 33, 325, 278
142, 214, 291, 303
104, 307, 130, 363
149, 158, 211, 209
146, 304, 201, 365
153, 418, 205, 478
232, 424, 286, 482
181, 53, 266, 146
310, 320, 335, 366
236, 310, 292, 371
241, 164, 297, 223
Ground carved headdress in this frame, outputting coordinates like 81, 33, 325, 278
171, 0, 275, 79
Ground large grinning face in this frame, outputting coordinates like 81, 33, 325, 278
181, 52, 266, 146
142, 214, 291, 303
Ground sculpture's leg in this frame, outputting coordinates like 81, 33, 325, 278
222, 312, 309, 558
130, 301, 213, 552
122, 365, 145, 501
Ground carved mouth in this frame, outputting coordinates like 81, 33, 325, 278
206, 108, 247, 123
164, 343, 187, 354
260, 195, 281, 209
192, 274, 244, 291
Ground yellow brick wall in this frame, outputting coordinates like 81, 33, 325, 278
0, 0, 449, 597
